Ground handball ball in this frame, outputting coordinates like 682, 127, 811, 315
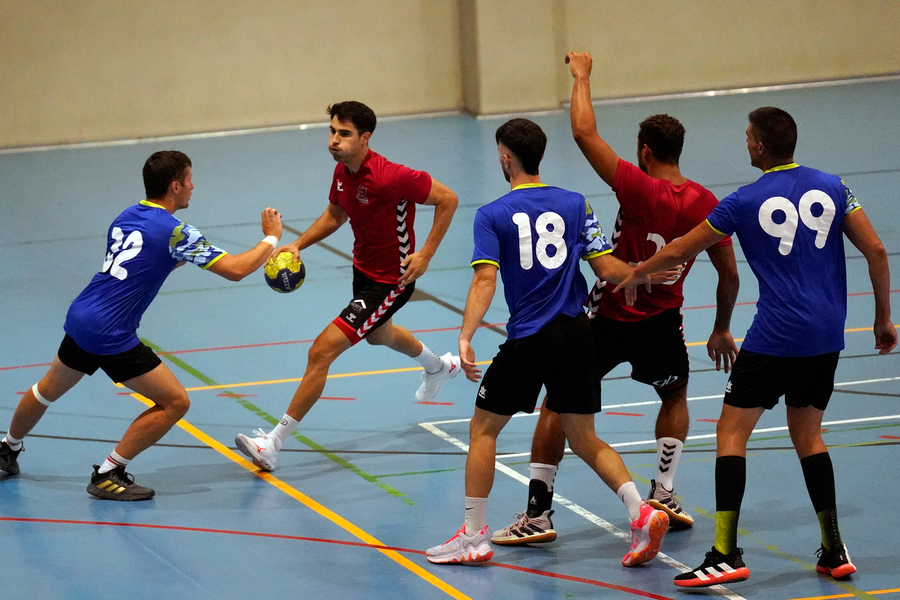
264, 252, 305, 293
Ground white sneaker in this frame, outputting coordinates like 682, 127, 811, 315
491, 510, 557, 545
426, 525, 493, 564
415, 353, 461, 402
235, 428, 278, 471
622, 502, 669, 567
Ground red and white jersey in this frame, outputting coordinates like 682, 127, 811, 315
590, 159, 732, 322
329, 150, 432, 284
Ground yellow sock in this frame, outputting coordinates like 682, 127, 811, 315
714, 511, 739, 555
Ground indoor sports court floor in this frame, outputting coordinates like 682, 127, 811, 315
1, 77, 898, 600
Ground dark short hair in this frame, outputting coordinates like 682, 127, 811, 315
327, 101, 377, 135
142, 151, 192, 199
748, 107, 797, 161
495, 118, 546, 175
637, 114, 685, 165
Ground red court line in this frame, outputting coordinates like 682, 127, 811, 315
0, 517, 673, 599
606, 412, 644, 417
3, 290, 897, 371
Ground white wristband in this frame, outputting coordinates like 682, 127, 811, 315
262, 235, 279, 248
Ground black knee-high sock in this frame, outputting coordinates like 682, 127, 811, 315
801, 451, 842, 550
714, 456, 746, 554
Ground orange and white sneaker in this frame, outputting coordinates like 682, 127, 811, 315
235, 428, 278, 471
426, 525, 493, 564
622, 502, 669, 567
416, 353, 461, 403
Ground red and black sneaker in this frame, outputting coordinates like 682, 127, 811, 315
674, 546, 750, 588
816, 544, 856, 579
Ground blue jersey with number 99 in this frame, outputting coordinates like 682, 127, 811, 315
472, 184, 612, 340
64, 200, 227, 355
707, 164, 861, 357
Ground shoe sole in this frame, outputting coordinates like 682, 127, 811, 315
426, 548, 493, 564
0, 460, 19, 475
623, 510, 669, 567
817, 563, 856, 579
86, 483, 155, 501
647, 498, 694, 528
235, 435, 275, 471
491, 530, 557, 545
674, 567, 750, 587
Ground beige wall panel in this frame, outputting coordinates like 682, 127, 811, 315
0, 0, 460, 147
563, 0, 900, 99
465, 0, 560, 114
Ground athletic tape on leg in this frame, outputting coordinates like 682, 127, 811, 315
32, 383, 52, 406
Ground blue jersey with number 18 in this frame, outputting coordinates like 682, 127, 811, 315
472, 184, 612, 340
707, 164, 861, 357
64, 200, 227, 355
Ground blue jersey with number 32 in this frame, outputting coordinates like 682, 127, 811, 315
707, 164, 861, 356
64, 201, 227, 355
472, 184, 612, 340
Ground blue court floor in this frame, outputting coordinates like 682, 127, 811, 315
1, 76, 899, 600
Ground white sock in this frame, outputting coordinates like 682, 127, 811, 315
3, 434, 23, 451
617, 481, 644, 521
414, 344, 443, 374
98, 450, 130, 474
656, 437, 683, 493
270, 414, 299, 450
464, 496, 488, 536
529, 463, 558, 490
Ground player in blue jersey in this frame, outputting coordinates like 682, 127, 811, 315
614, 107, 896, 587
427, 118, 671, 567
0, 151, 283, 501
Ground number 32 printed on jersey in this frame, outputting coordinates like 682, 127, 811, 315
758, 190, 835, 256
101, 227, 144, 280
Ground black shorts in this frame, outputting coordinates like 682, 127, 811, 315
57, 334, 162, 383
591, 308, 689, 393
332, 268, 415, 345
476, 313, 602, 416
723, 349, 840, 411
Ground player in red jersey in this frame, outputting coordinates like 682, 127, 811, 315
235, 101, 460, 471
492, 52, 740, 546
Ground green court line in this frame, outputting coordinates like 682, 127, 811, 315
141, 337, 414, 506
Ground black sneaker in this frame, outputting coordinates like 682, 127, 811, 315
816, 544, 856, 579
674, 546, 750, 588
87, 465, 155, 501
0, 441, 22, 475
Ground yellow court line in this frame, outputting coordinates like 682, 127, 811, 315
186, 322, 894, 392
790, 588, 900, 600
182, 362, 494, 393
122, 387, 472, 600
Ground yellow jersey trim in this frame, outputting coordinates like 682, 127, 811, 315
471, 259, 500, 269
583, 248, 613, 260
512, 183, 548, 191
706, 219, 726, 236
202, 251, 228, 270
764, 162, 799, 174
140, 200, 166, 209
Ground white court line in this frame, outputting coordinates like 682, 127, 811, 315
419, 376, 900, 600
419, 421, 746, 599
